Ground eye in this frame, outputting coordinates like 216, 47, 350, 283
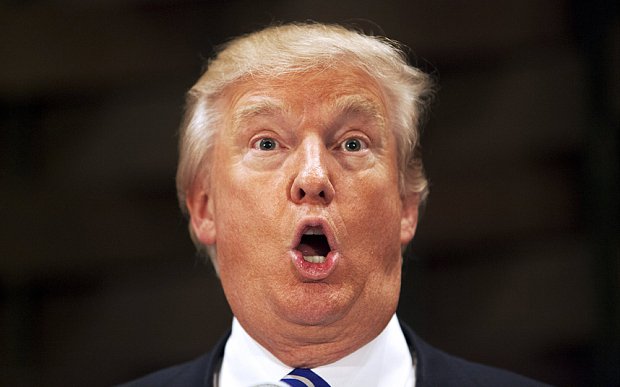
254, 137, 279, 151
341, 138, 366, 152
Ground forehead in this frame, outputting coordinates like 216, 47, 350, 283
223, 66, 388, 124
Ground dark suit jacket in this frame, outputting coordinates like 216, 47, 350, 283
118, 322, 549, 386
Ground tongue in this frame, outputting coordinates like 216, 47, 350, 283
297, 235, 330, 257
298, 243, 321, 256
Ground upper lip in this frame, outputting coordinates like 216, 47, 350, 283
291, 217, 337, 253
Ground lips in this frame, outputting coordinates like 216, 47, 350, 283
291, 219, 339, 280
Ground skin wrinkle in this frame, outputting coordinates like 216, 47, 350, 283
330, 94, 386, 131
187, 66, 418, 367
230, 97, 288, 137
231, 94, 386, 144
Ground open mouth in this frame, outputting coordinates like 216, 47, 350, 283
296, 226, 331, 264
290, 220, 339, 280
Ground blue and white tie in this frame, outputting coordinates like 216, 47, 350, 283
280, 368, 331, 387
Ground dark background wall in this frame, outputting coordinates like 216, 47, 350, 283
1, 1, 618, 386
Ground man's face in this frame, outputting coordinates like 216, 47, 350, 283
188, 66, 419, 356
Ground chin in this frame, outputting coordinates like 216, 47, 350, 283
277, 282, 354, 326
284, 306, 344, 327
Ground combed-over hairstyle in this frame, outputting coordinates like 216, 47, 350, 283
176, 22, 434, 262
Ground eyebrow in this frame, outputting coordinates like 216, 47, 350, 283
330, 94, 386, 127
230, 97, 287, 132
229, 94, 386, 133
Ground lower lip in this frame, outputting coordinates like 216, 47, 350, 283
291, 250, 338, 281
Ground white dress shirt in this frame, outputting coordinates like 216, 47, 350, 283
219, 314, 415, 387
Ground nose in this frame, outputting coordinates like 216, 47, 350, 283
290, 137, 335, 205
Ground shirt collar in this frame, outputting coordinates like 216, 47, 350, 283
219, 314, 415, 387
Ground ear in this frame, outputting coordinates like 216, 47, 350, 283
400, 193, 420, 245
185, 183, 217, 246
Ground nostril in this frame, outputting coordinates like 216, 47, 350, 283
290, 171, 334, 204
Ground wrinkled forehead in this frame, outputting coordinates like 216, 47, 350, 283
219, 67, 390, 130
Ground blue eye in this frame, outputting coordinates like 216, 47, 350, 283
342, 138, 364, 152
257, 138, 278, 151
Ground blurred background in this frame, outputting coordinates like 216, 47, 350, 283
1, 1, 618, 386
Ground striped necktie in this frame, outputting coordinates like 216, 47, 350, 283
280, 368, 331, 387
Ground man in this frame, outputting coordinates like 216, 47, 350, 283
121, 23, 546, 386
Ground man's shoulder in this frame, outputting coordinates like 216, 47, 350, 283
401, 322, 550, 387
115, 332, 229, 387
116, 353, 212, 387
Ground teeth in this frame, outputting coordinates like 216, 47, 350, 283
303, 255, 326, 264
303, 227, 324, 236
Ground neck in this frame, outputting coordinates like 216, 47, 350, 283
237, 307, 396, 368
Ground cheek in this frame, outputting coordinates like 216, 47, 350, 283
347, 163, 401, 222
212, 169, 290, 261
340, 173, 403, 256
